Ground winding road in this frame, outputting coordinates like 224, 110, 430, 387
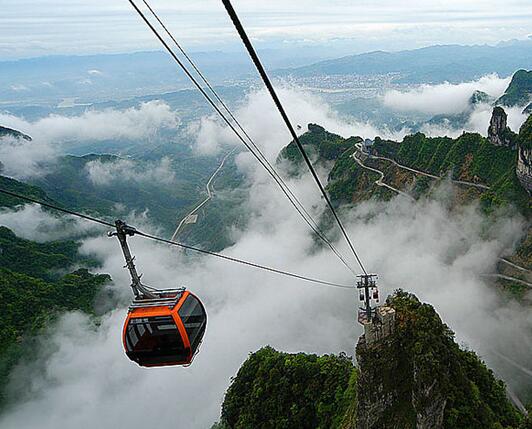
481, 274, 532, 288
171, 148, 236, 241
365, 152, 491, 190
352, 152, 413, 199
351, 148, 531, 284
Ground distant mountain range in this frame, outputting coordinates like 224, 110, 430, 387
3, 39, 532, 105
0, 48, 334, 104
0, 126, 31, 141
277, 39, 532, 84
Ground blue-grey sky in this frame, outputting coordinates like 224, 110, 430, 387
2, 0, 532, 59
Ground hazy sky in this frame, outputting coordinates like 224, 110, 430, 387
2, 0, 532, 59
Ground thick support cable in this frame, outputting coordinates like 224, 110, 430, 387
220, 0, 368, 275
0, 187, 353, 289
128, 0, 357, 276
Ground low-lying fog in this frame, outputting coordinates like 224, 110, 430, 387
0, 78, 530, 428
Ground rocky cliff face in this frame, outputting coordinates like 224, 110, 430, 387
488, 106, 516, 148
355, 291, 522, 429
517, 115, 532, 193
517, 145, 532, 193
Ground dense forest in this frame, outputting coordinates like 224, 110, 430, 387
216, 347, 357, 429
324, 122, 531, 215
216, 291, 530, 429
0, 178, 110, 408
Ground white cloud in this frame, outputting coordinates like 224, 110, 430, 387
0, 101, 179, 143
0, 82, 530, 428
192, 86, 406, 156
0, 135, 58, 179
0, 101, 180, 179
383, 74, 510, 115
420, 102, 529, 138
85, 157, 176, 186
10, 84, 29, 92
378, 73, 530, 138
467, 103, 529, 135
0, 203, 98, 242
87, 69, 103, 75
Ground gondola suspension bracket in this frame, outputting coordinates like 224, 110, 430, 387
108, 219, 156, 299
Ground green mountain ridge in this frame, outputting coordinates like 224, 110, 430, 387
282, 115, 531, 300
277, 41, 532, 84
497, 70, 532, 107
0, 125, 31, 141
216, 291, 529, 429
278, 124, 360, 169
322, 128, 529, 215
0, 176, 111, 408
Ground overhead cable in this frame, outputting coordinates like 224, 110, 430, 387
0, 187, 353, 289
220, 0, 368, 275
128, 0, 357, 276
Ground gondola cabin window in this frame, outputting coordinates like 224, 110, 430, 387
179, 294, 207, 353
125, 316, 188, 366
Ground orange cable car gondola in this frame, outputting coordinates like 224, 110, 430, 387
111, 220, 207, 367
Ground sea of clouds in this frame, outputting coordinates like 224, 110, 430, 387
0, 80, 531, 428
0, 101, 179, 179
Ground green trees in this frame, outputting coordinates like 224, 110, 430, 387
497, 70, 532, 107
0, 180, 110, 407
0, 175, 54, 208
220, 347, 357, 429
278, 124, 359, 174
387, 291, 521, 429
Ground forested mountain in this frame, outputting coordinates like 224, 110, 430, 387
216, 292, 529, 429
0, 177, 110, 407
314, 111, 531, 297
497, 70, 532, 108
218, 347, 356, 429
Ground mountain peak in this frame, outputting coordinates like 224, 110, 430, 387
487, 106, 517, 148
355, 290, 522, 429
497, 70, 532, 107
0, 125, 32, 141
215, 291, 524, 429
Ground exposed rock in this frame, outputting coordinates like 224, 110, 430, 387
517, 115, 532, 193
517, 146, 532, 194
358, 306, 395, 346
487, 106, 517, 148
355, 291, 521, 429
